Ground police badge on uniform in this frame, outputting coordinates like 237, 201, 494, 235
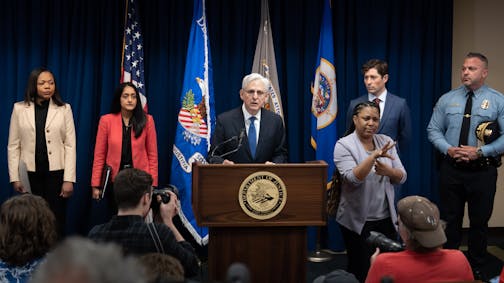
480, 99, 490, 110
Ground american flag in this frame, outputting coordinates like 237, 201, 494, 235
121, 0, 147, 112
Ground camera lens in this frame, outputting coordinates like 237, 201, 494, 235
366, 231, 403, 252
160, 194, 170, 204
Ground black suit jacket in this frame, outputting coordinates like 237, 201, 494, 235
208, 107, 288, 163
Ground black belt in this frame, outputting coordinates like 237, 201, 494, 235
120, 164, 133, 170
445, 155, 501, 170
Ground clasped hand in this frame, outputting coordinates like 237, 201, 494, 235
448, 145, 478, 162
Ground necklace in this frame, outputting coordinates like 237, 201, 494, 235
359, 137, 375, 154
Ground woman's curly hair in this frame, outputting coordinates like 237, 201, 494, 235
0, 194, 57, 266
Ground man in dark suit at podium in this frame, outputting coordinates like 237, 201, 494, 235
208, 73, 288, 164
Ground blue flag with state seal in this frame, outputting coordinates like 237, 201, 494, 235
170, 0, 214, 245
311, 0, 337, 185
310, 0, 344, 251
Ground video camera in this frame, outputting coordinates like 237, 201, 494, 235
366, 231, 404, 252
150, 184, 179, 211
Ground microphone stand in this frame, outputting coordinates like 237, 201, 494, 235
218, 139, 243, 158
307, 180, 332, 262
210, 129, 245, 159
210, 136, 238, 158
307, 225, 332, 262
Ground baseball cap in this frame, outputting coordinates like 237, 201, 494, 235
397, 195, 446, 248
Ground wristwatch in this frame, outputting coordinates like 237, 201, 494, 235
476, 147, 484, 158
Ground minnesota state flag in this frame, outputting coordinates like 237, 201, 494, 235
311, 0, 337, 181
310, 0, 344, 251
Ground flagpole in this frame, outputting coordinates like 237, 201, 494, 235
120, 0, 129, 82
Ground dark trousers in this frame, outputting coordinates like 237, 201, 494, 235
28, 170, 66, 238
340, 218, 396, 283
439, 158, 497, 267
104, 182, 118, 219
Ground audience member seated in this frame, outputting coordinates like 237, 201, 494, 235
313, 269, 359, 283
88, 168, 199, 277
365, 195, 474, 283
30, 236, 145, 283
138, 253, 185, 283
226, 262, 250, 283
0, 194, 57, 283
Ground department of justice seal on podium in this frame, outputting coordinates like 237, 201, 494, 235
238, 171, 287, 220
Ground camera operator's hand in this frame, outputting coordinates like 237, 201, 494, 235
370, 247, 381, 265
159, 191, 185, 242
159, 191, 178, 222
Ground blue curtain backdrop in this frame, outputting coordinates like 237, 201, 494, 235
0, 0, 452, 240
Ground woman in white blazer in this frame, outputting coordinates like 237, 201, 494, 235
7, 67, 76, 237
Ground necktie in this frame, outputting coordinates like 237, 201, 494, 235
373, 97, 381, 106
248, 117, 257, 157
458, 91, 474, 146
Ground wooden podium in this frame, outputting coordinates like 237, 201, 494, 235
192, 161, 327, 283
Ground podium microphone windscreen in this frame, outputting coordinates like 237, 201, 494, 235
226, 262, 250, 283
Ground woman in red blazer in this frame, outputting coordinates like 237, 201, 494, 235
91, 82, 158, 214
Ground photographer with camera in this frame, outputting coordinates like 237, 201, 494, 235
88, 168, 199, 278
365, 196, 474, 283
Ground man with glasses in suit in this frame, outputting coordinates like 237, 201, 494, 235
208, 73, 287, 164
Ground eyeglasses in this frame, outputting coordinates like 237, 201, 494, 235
244, 89, 266, 97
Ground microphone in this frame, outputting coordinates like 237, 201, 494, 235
210, 129, 245, 159
226, 262, 250, 283
219, 129, 245, 158
210, 134, 239, 158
